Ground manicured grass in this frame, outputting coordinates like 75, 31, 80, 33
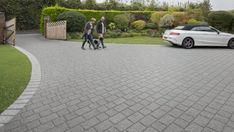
72, 36, 169, 45
0, 45, 31, 113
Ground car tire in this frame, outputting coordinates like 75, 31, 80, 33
182, 37, 194, 49
228, 38, 234, 49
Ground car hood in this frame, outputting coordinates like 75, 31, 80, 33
220, 32, 234, 36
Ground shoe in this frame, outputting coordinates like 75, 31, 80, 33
103, 46, 106, 49
81, 47, 86, 50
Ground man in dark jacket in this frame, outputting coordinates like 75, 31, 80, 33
96, 16, 106, 48
81, 18, 96, 50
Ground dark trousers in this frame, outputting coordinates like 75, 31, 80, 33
82, 33, 95, 49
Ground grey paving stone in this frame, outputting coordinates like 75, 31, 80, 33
67, 116, 85, 128
0, 116, 13, 124
128, 112, 144, 123
34, 122, 54, 132
159, 115, 175, 126
151, 121, 167, 131
193, 115, 210, 127
151, 109, 166, 119
144, 127, 158, 132
96, 113, 109, 121
207, 120, 225, 132
140, 115, 157, 127
174, 118, 189, 128
185, 123, 203, 132
95, 120, 113, 132
127, 122, 146, 132
66, 125, 83, 132
116, 119, 132, 131
1, 110, 20, 116
164, 123, 182, 132
82, 117, 99, 130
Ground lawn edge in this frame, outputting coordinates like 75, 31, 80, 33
0, 46, 41, 131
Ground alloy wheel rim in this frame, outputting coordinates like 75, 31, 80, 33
185, 39, 193, 48
230, 41, 234, 48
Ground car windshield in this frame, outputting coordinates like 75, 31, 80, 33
174, 26, 185, 30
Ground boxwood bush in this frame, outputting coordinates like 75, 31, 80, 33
131, 20, 146, 30
57, 11, 86, 32
113, 14, 130, 31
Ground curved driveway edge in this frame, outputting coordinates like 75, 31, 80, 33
0, 46, 41, 132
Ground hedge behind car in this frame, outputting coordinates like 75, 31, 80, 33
208, 11, 234, 32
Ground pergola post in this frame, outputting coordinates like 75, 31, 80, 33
0, 12, 5, 44
44, 16, 50, 38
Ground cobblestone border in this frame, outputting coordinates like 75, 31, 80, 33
0, 46, 41, 131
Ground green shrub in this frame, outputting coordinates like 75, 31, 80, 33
131, 20, 146, 30
108, 22, 116, 30
105, 30, 121, 38
187, 18, 201, 25
67, 32, 83, 39
147, 29, 158, 37
172, 12, 188, 26
150, 11, 168, 24
57, 11, 86, 32
145, 23, 158, 29
208, 11, 234, 32
113, 14, 130, 31
159, 14, 175, 28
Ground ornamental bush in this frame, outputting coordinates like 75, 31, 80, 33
57, 11, 86, 32
172, 12, 188, 26
113, 14, 130, 31
208, 11, 234, 32
159, 14, 175, 29
150, 11, 168, 24
131, 20, 146, 30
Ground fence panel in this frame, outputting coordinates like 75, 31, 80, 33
46, 21, 66, 40
5, 18, 16, 45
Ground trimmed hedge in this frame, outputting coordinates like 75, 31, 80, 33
40, 5, 154, 32
57, 11, 86, 32
208, 11, 234, 32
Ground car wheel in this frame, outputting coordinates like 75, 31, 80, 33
182, 37, 194, 49
228, 39, 234, 49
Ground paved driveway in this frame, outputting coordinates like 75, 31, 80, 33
3, 34, 234, 132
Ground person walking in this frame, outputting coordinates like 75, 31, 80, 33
81, 18, 96, 50
96, 16, 106, 49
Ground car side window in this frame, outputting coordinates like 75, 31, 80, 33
191, 27, 200, 31
199, 27, 216, 32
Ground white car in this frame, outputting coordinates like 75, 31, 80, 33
163, 25, 234, 49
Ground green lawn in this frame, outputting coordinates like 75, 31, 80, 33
72, 36, 169, 45
0, 45, 31, 113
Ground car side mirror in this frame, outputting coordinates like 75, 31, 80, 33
217, 31, 220, 35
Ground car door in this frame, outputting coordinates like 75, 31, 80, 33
197, 27, 223, 46
189, 27, 211, 45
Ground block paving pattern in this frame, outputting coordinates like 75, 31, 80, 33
2, 34, 234, 132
